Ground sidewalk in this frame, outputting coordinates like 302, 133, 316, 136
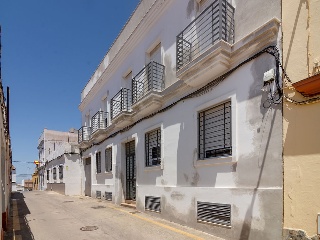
5, 192, 34, 240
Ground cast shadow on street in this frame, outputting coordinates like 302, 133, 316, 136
5, 192, 34, 240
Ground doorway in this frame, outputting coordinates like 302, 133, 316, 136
125, 140, 136, 201
84, 157, 91, 197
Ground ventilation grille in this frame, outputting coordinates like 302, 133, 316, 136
197, 201, 231, 227
105, 192, 112, 201
145, 196, 161, 212
96, 191, 101, 199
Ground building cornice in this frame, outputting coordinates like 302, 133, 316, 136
79, 0, 174, 112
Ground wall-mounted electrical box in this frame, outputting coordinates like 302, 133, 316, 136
263, 68, 275, 83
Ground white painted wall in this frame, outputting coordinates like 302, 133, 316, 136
45, 153, 83, 196
79, 0, 282, 239
38, 129, 78, 191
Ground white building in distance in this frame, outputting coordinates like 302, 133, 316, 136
37, 129, 82, 195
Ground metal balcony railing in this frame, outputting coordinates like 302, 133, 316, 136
78, 126, 91, 143
91, 111, 108, 134
176, 0, 235, 71
111, 88, 131, 120
132, 61, 165, 104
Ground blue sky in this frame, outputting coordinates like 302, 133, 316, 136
0, 0, 140, 182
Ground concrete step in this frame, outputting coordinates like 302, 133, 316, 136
120, 202, 136, 209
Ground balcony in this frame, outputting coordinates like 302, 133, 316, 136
91, 111, 109, 142
111, 88, 132, 128
132, 61, 165, 117
78, 126, 91, 148
176, 0, 234, 87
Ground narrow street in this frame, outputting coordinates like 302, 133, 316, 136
5, 191, 219, 240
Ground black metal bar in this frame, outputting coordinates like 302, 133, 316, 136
176, 0, 234, 70
111, 88, 131, 119
132, 62, 165, 104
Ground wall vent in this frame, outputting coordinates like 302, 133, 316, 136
105, 192, 112, 201
145, 196, 161, 212
96, 190, 101, 199
197, 201, 231, 227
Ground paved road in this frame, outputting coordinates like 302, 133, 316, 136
6, 191, 220, 240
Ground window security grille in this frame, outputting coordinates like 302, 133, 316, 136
47, 170, 50, 181
59, 165, 63, 180
105, 147, 112, 172
197, 201, 231, 226
53, 168, 57, 180
145, 128, 161, 166
145, 196, 161, 212
105, 192, 112, 201
199, 101, 231, 159
96, 191, 101, 199
96, 152, 101, 173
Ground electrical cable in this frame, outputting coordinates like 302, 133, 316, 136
80, 45, 320, 153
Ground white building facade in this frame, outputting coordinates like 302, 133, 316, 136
37, 129, 82, 195
78, 0, 283, 239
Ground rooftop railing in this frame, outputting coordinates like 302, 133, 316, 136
91, 111, 108, 134
132, 61, 165, 104
176, 0, 235, 71
111, 88, 131, 120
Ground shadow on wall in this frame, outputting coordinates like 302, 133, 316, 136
5, 192, 34, 240
239, 108, 277, 240
283, 101, 320, 156
284, 0, 308, 70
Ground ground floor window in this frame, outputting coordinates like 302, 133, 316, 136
59, 165, 63, 180
96, 151, 102, 173
53, 167, 57, 180
105, 147, 112, 172
198, 100, 232, 159
145, 128, 161, 166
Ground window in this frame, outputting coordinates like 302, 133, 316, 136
149, 43, 161, 64
46, 170, 50, 181
123, 71, 132, 90
198, 101, 231, 159
105, 147, 112, 172
96, 151, 101, 173
53, 167, 57, 180
59, 165, 63, 180
145, 128, 161, 166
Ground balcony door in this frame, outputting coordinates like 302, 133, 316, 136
146, 43, 161, 92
